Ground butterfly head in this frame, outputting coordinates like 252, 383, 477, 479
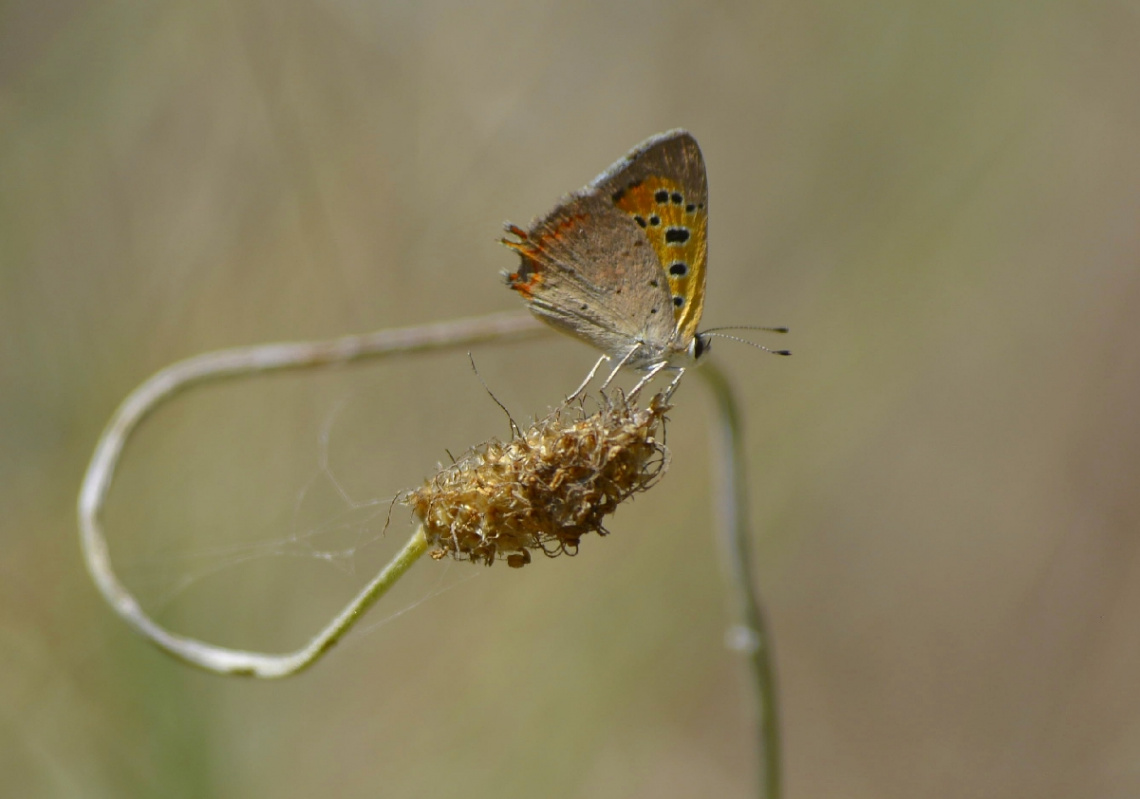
691, 332, 711, 360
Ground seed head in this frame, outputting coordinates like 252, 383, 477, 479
403, 392, 671, 567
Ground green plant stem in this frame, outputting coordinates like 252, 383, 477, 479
698, 360, 781, 799
78, 312, 544, 677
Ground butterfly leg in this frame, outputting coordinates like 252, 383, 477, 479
663, 367, 687, 400
600, 345, 643, 392
566, 354, 611, 402
629, 361, 670, 399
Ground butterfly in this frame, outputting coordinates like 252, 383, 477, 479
502, 130, 710, 383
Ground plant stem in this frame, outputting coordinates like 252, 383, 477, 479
698, 361, 781, 799
78, 312, 543, 677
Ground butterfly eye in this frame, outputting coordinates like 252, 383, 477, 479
693, 335, 710, 358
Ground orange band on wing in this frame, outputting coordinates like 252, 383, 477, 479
612, 177, 706, 342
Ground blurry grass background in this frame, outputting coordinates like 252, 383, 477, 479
4, 1, 1140, 797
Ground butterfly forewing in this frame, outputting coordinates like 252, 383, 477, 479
505, 130, 708, 367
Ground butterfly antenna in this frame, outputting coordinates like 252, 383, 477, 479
467, 353, 522, 437
703, 332, 791, 356
701, 325, 789, 335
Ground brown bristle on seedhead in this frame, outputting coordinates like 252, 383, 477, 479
403, 392, 671, 568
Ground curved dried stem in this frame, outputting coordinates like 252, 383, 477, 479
697, 361, 782, 799
77, 311, 545, 678
77, 305, 783, 799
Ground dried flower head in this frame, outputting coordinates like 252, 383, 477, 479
403, 392, 671, 567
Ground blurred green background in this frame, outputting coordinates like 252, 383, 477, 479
4, 1, 1140, 796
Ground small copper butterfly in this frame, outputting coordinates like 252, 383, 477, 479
503, 130, 711, 378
